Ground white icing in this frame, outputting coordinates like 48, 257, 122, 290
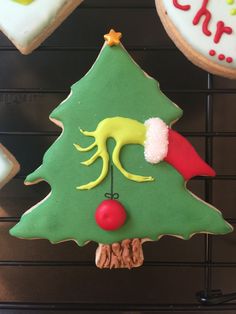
0, 0, 69, 47
144, 118, 169, 164
0, 147, 13, 184
162, 0, 236, 68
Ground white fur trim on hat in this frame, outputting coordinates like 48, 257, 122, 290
144, 118, 169, 164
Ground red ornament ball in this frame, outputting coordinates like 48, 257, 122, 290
95, 199, 127, 231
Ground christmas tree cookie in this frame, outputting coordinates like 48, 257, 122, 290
10, 30, 232, 269
0, 0, 83, 54
156, 0, 236, 79
0, 144, 20, 189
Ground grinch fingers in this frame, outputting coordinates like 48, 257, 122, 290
74, 117, 153, 190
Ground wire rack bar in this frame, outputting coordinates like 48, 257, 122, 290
0, 260, 235, 268
204, 74, 214, 297
0, 302, 236, 311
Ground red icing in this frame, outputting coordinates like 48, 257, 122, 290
171, 0, 235, 63
193, 0, 212, 36
214, 21, 232, 44
218, 54, 225, 60
209, 50, 233, 63
209, 49, 216, 56
95, 199, 126, 231
173, 0, 191, 11
171, 1, 235, 63
226, 57, 233, 63
164, 129, 216, 181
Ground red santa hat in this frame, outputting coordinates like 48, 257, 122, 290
144, 118, 215, 180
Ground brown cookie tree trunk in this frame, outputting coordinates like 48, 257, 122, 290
96, 238, 144, 269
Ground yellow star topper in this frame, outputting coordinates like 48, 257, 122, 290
104, 29, 122, 47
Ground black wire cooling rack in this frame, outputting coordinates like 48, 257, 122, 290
0, 0, 236, 313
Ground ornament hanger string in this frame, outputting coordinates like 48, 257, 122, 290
104, 164, 119, 200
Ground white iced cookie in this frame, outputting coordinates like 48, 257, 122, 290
0, 144, 20, 189
156, 0, 236, 79
0, 0, 83, 54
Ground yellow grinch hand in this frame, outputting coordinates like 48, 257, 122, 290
74, 117, 155, 190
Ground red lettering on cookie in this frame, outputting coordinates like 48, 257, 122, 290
193, 0, 212, 36
226, 57, 233, 63
214, 21, 233, 44
173, 0, 191, 11
218, 54, 225, 61
209, 49, 216, 56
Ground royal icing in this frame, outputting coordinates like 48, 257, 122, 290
74, 117, 153, 190
0, 150, 12, 184
144, 118, 169, 164
0, 144, 19, 189
0, 0, 70, 47
13, 0, 34, 4
10, 33, 232, 248
104, 29, 122, 46
95, 199, 127, 231
162, 0, 236, 68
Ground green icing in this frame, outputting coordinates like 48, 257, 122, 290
10, 44, 232, 245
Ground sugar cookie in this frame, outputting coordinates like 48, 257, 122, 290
0, 0, 83, 54
10, 31, 232, 269
156, 0, 236, 78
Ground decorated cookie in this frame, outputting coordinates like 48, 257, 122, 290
10, 30, 232, 269
0, 0, 83, 54
156, 0, 236, 79
0, 144, 20, 189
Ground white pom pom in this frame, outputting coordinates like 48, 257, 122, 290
144, 118, 169, 164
